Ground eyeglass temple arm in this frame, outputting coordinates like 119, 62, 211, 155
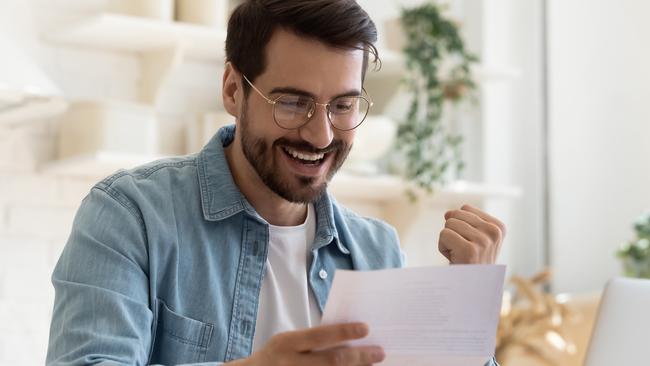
242, 74, 275, 105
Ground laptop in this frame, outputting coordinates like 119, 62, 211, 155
583, 277, 650, 366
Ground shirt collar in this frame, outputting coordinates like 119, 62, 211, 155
196, 125, 349, 255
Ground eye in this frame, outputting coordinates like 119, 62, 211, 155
331, 97, 356, 113
277, 95, 312, 112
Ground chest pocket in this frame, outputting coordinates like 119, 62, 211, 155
148, 298, 214, 365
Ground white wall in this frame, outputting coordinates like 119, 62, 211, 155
548, 0, 650, 293
480, 0, 548, 279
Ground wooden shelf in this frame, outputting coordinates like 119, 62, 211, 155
44, 13, 226, 61
41, 154, 521, 203
41, 152, 170, 178
43, 14, 516, 79
330, 171, 521, 203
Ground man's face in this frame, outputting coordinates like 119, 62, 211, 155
236, 29, 363, 203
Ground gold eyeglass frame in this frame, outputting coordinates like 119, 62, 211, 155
242, 74, 373, 131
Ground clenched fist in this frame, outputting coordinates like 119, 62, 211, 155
439, 204, 506, 264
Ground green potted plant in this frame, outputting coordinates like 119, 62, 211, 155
395, 2, 478, 195
617, 211, 650, 278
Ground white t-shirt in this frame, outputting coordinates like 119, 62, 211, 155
251, 204, 322, 352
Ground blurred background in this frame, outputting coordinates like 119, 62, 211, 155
0, 0, 648, 365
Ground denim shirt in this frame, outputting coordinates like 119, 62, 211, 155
46, 125, 498, 366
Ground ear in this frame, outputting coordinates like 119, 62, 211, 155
222, 62, 241, 118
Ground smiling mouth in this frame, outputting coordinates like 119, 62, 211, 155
282, 146, 327, 166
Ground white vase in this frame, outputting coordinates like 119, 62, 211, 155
109, 0, 174, 21
343, 115, 397, 175
175, 0, 229, 29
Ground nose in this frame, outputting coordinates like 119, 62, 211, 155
298, 103, 334, 150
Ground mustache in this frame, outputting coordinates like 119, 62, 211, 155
274, 138, 347, 155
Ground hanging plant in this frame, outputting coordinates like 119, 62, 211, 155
396, 2, 478, 195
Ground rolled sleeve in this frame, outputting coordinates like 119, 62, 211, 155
46, 187, 153, 365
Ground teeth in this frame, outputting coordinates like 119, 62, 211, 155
283, 147, 325, 161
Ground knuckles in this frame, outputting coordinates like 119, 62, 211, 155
444, 217, 459, 228
484, 222, 503, 242
327, 349, 348, 366
460, 204, 474, 211
439, 205, 505, 264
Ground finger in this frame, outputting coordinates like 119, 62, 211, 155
445, 209, 483, 227
279, 323, 369, 352
444, 218, 491, 245
438, 228, 478, 263
303, 345, 385, 366
460, 204, 507, 237
446, 209, 503, 243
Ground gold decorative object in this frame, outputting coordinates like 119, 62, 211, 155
496, 269, 578, 365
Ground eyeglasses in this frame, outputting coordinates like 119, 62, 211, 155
242, 74, 373, 131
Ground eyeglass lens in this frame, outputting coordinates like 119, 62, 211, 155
273, 95, 370, 130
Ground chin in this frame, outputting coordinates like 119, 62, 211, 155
278, 174, 328, 204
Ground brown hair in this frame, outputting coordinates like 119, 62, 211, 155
225, 0, 380, 95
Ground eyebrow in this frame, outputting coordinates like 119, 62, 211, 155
268, 86, 362, 100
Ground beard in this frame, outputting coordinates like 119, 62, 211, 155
239, 101, 351, 204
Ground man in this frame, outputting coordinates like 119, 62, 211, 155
46, 1, 504, 365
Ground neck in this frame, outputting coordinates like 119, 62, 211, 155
224, 138, 307, 227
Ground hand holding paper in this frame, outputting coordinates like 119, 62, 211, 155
321, 265, 506, 366
230, 323, 386, 366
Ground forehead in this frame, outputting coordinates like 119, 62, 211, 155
259, 28, 365, 94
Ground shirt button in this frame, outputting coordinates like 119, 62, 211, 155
319, 269, 328, 280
